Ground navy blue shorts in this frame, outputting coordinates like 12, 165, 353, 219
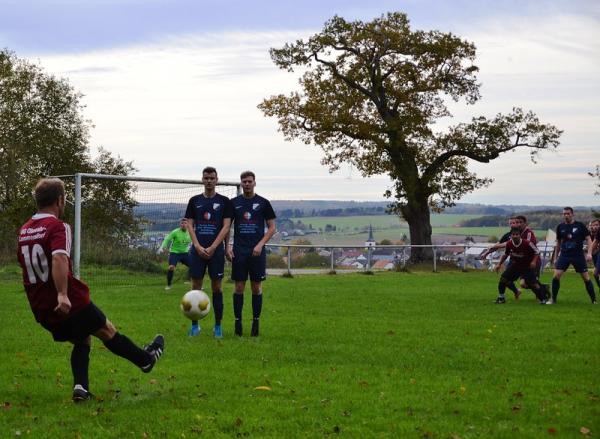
189, 244, 225, 280
231, 247, 266, 282
595, 253, 600, 273
555, 252, 588, 273
41, 302, 107, 342
168, 252, 190, 267
501, 265, 539, 286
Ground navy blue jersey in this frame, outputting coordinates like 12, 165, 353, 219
231, 194, 276, 249
499, 232, 511, 243
185, 193, 233, 247
556, 221, 589, 256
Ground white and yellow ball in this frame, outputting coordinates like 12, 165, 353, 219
180, 290, 211, 320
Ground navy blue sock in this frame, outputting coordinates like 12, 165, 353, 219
103, 333, 151, 368
233, 293, 244, 320
252, 294, 263, 319
552, 278, 560, 300
585, 280, 596, 302
506, 282, 518, 294
71, 343, 90, 390
166, 270, 174, 286
213, 291, 223, 325
497, 282, 506, 298
594, 274, 600, 289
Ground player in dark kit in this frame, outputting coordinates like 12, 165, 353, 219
226, 171, 276, 337
493, 228, 548, 304
588, 219, 600, 289
185, 167, 233, 338
548, 207, 596, 305
17, 178, 164, 402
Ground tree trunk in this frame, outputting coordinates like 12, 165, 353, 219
401, 199, 433, 263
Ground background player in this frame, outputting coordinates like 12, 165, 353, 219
157, 218, 192, 290
17, 178, 164, 402
185, 167, 233, 337
588, 219, 600, 288
226, 171, 276, 337
548, 207, 596, 304
493, 228, 547, 304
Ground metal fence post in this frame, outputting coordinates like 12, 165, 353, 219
330, 247, 335, 272
432, 247, 437, 273
287, 246, 292, 275
73, 173, 82, 280
462, 245, 467, 272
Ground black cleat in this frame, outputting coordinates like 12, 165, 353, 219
251, 318, 259, 337
72, 385, 93, 403
493, 297, 506, 304
234, 319, 242, 337
141, 334, 164, 373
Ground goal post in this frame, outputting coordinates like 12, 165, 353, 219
58, 173, 241, 282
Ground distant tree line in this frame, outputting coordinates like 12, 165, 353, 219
278, 206, 387, 218
459, 210, 599, 230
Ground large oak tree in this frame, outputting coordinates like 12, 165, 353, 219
259, 13, 562, 261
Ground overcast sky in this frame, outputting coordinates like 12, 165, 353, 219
2, 0, 599, 205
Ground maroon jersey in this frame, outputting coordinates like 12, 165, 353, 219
505, 238, 539, 270
17, 213, 90, 325
521, 227, 537, 245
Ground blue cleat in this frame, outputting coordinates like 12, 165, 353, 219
213, 324, 223, 339
188, 325, 200, 337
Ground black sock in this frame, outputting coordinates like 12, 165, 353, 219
167, 270, 174, 286
532, 285, 545, 302
585, 280, 596, 302
552, 278, 560, 300
252, 294, 263, 319
497, 282, 506, 298
594, 274, 600, 289
213, 291, 223, 325
506, 282, 519, 294
71, 343, 90, 390
233, 293, 243, 320
103, 333, 151, 368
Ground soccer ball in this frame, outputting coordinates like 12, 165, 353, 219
180, 290, 211, 320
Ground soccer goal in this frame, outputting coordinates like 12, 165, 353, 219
55, 173, 240, 286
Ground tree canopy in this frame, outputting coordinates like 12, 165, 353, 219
259, 12, 562, 260
0, 49, 138, 253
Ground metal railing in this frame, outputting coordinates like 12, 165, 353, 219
265, 242, 554, 275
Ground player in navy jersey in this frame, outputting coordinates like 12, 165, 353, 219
548, 207, 596, 304
226, 171, 276, 337
493, 228, 548, 304
184, 167, 233, 337
589, 219, 600, 288
17, 179, 164, 402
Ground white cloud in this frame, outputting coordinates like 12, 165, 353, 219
31, 14, 600, 204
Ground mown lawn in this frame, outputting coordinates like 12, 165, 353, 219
1, 269, 599, 438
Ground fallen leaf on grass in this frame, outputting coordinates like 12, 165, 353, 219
513, 391, 524, 398
511, 405, 521, 412
2, 402, 10, 410
580, 427, 591, 436
253, 386, 271, 391
234, 417, 243, 428
547, 427, 557, 435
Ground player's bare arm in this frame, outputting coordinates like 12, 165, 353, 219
553, 239, 561, 265
585, 236, 593, 261
252, 219, 276, 256
52, 253, 71, 315
494, 254, 507, 273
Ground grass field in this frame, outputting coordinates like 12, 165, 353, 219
2, 269, 599, 438
287, 214, 547, 245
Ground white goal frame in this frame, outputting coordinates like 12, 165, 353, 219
69, 173, 241, 279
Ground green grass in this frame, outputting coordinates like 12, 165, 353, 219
2, 270, 599, 438
287, 214, 547, 245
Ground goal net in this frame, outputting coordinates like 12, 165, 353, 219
58, 173, 239, 288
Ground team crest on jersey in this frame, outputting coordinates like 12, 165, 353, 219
213, 203, 221, 210
243, 211, 252, 220
204, 212, 211, 220
572, 227, 577, 233
253, 203, 260, 211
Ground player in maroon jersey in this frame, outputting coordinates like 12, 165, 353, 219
17, 178, 165, 402
492, 228, 548, 304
